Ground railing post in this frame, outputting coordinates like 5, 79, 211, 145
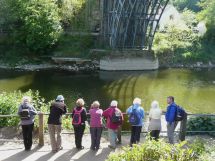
179, 114, 187, 141
38, 113, 44, 146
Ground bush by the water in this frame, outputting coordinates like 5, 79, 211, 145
187, 116, 215, 137
106, 139, 204, 161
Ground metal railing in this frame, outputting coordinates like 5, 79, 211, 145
0, 113, 215, 146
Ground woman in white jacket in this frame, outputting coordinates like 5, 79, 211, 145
148, 100, 162, 141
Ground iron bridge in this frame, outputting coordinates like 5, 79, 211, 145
102, 0, 169, 50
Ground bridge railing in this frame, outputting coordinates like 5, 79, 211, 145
0, 113, 215, 146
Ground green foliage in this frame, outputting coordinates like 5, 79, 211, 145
0, 90, 49, 127
106, 139, 201, 161
56, 0, 85, 26
198, 0, 215, 43
182, 9, 198, 27
53, 34, 94, 57
153, 24, 198, 56
62, 117, 73, 130
0, 0, 62, 54
171, 0, 201, 12
187, 116, 215, 137
199, 142, 215, 161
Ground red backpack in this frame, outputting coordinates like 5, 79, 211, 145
72, 108, 83, 125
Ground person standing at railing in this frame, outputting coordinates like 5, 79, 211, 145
89, 101, 103, 150
47, 95, 67, 153
103, 100, 123, 149
148, 100, 162, 141
18, 96, 37, 151
72, 98, 87, 150
127, 97, 144, 147
165, 96, 177, 144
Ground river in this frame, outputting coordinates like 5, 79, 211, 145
0, 68, 215, 114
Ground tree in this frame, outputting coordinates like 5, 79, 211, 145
56, 0, 85, 26
198, 0, 215, 43
153, 24, 198, 55
171, 0, 201, 12
0, 0, 62, 54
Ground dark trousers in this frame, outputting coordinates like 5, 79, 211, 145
130, 126, 142, 145
73, 125, 85, 148
22, 123, 34, 150
90, 127, 103, 149
150, 130, 160, 141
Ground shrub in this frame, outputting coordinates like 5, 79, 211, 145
187, 116, 215, 137
106, 139, 201, 161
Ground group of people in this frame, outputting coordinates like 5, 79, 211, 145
18, 95, 184, 152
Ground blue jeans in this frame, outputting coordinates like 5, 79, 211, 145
108, 129, 117, 147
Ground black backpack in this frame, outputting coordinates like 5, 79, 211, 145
20, 105, 30, 120
175, 105, 187, 121
110, 109, 122, 124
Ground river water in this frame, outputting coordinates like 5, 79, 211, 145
0, 68, 215, 114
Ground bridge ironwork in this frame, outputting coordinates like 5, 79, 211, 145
102, 0, 169, 50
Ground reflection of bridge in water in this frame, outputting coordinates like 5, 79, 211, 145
102, 0, 169, 50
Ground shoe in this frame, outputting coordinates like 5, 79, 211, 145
95, 146, 101, 150
77, 146, 84, 150
108, 145, 116, 149
90, 147, 95, 150
52, 150, 58, 153
57, 147, 63, 151
116, 141, 121, 144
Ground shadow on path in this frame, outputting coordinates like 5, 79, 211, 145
2, 146, 42, 161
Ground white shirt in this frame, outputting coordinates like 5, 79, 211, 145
149, 108, 162, 119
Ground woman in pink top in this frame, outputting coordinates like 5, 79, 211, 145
89, 101, 103, 150
103, 100, 123, 149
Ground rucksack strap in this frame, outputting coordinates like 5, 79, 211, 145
74, 107, 83, 113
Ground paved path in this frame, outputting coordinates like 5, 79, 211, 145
0, 134, 131, 161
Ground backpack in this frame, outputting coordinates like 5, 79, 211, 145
72, 108, 83, 125
110, 108, 122, 124
20, 105, 30, 120
129, 108, 140, 125
175, 105, 187, 121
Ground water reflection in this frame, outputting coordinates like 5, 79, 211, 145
100, 69, 215, 114
0, 69, 214, 114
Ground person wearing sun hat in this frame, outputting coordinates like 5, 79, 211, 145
47, 95, 67, 153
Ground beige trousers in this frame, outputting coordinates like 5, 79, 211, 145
48, 124, 62, 151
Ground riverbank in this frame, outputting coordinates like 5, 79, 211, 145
0, 59, 215, 72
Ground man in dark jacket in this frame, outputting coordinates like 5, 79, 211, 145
48, 95, 67, 153
165, 96, 177, 144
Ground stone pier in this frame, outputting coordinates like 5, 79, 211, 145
100, 50, 159, 71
